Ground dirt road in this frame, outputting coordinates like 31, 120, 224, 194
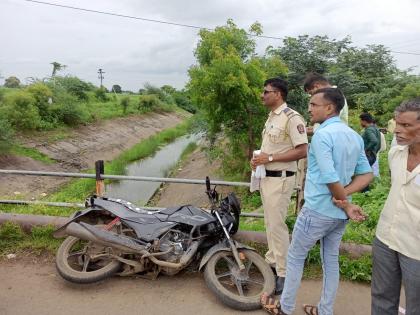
0, 258, 373, 315
0, 111, 187, 199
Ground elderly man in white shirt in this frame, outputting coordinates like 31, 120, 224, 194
372, 98, 420, 315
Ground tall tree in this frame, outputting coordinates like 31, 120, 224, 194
4, 76, 21, 88
51, 62, 66, 77
188, 20, 287, 175
111, 84, 122, 93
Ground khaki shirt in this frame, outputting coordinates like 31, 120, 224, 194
261, 103, 308, 172
376, 145, 420, 260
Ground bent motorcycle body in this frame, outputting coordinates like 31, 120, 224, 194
54, 196, 217, 242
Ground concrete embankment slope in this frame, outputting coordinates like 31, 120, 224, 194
0, 111, 188, 199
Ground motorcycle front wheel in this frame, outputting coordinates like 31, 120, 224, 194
56, 236, 121, 284
204, 249, 275, 311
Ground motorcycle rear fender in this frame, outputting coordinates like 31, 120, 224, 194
198, 241, 255, 271
53, 207, 112, 238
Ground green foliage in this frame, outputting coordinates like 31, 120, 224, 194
0, 222, 62, 255
51, 76, 93, 101
0, 222, 25, 247
2, 90, 42, 130
188, 20, 287, 177
26, 82, 53, 120
0, 117, 14, 154
50, 91, 91, 126
120, 96, 130, 114
10, 143, 55, 164
112, 84, 122, 93
339, 254, 372, 282
138, 94, 162, 110
4, 76, 21, 88
95, 87, 109, 102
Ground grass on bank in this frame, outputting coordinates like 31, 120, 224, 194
47, 119, 193, 203
10, 143, 56, 164
0, 222, 61, 255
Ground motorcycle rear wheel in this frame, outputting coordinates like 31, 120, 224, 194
56, 236, 121, 284
204, 249, 275, 311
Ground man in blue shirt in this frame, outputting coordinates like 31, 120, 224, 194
261, 88, 373, 315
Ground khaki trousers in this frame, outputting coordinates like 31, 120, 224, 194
260, 175, 295, 277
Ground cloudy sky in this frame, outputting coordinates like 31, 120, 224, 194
1, 0, 420, 91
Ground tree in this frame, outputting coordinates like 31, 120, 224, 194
4, 76, 20, 88
188, 20, 287, 176
111, 84, 122, 93
51, 62, 66, 77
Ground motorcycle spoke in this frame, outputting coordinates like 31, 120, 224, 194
234, 280, 245, 296
216, 271, 232, 279
245, 278, 264, 286
245, 260, 253, 273
82, 255, 91, 272
67, 249, 86, 258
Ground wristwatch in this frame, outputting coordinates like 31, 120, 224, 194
268, 154, 273, 162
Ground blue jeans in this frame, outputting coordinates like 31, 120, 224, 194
280, 207, 348, 315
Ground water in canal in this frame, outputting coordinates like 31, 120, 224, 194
105, 134, 201, 205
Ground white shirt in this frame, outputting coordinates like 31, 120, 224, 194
376, 145, 420, 260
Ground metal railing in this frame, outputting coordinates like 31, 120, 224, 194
0, 162, 266, 218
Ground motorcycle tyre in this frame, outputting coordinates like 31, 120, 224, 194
56, 236, 121, 284
204, 249, 275, 311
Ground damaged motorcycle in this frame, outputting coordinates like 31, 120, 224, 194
54, 177, 275, 310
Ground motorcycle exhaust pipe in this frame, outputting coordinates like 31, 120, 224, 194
60, 222, 199, 269
149, 241, 200, 269
62, 222, 147, 254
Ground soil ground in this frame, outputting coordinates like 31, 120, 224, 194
0, 258, 375, 315
0, 111, 187, 199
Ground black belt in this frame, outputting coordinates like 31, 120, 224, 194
265, 170, 295, 177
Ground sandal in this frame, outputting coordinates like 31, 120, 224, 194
303, 304, 318, 315
260, 292, 288, 315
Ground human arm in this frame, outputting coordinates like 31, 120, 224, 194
251, 143, 307, 167
344, 173, 373, 195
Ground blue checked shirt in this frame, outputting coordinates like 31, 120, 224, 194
304, 116, 372, 219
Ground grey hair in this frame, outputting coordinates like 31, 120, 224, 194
395, 97, 420, 120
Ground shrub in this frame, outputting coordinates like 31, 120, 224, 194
0, 117, 14, 154
95, 87, 109, 102
2, 91, 42, 130
26, 82, 53, 120
120, 96, 130, 113
138, 94, 162, 110
51, 76, 93, 101
50, 91, 91, 126
4, 76, 20, 88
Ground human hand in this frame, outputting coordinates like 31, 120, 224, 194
332, 198, 367, 222
344, 204, 367, 222
251, 152, 269, 167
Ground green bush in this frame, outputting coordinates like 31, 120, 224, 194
2, 91, 42, 130
95, 87, 109, 102
50, 91, 91, 126
26, 82, 53, 120
120, 96, 130, 114
138, 94, 162, 110
0, 117, 15, 154
51, 76, 93, 101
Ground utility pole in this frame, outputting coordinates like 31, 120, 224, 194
98, 68, 105, 87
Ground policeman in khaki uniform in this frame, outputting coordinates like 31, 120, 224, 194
251, 78, 308, 294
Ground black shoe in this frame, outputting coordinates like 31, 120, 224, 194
275, 276, 285, 295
